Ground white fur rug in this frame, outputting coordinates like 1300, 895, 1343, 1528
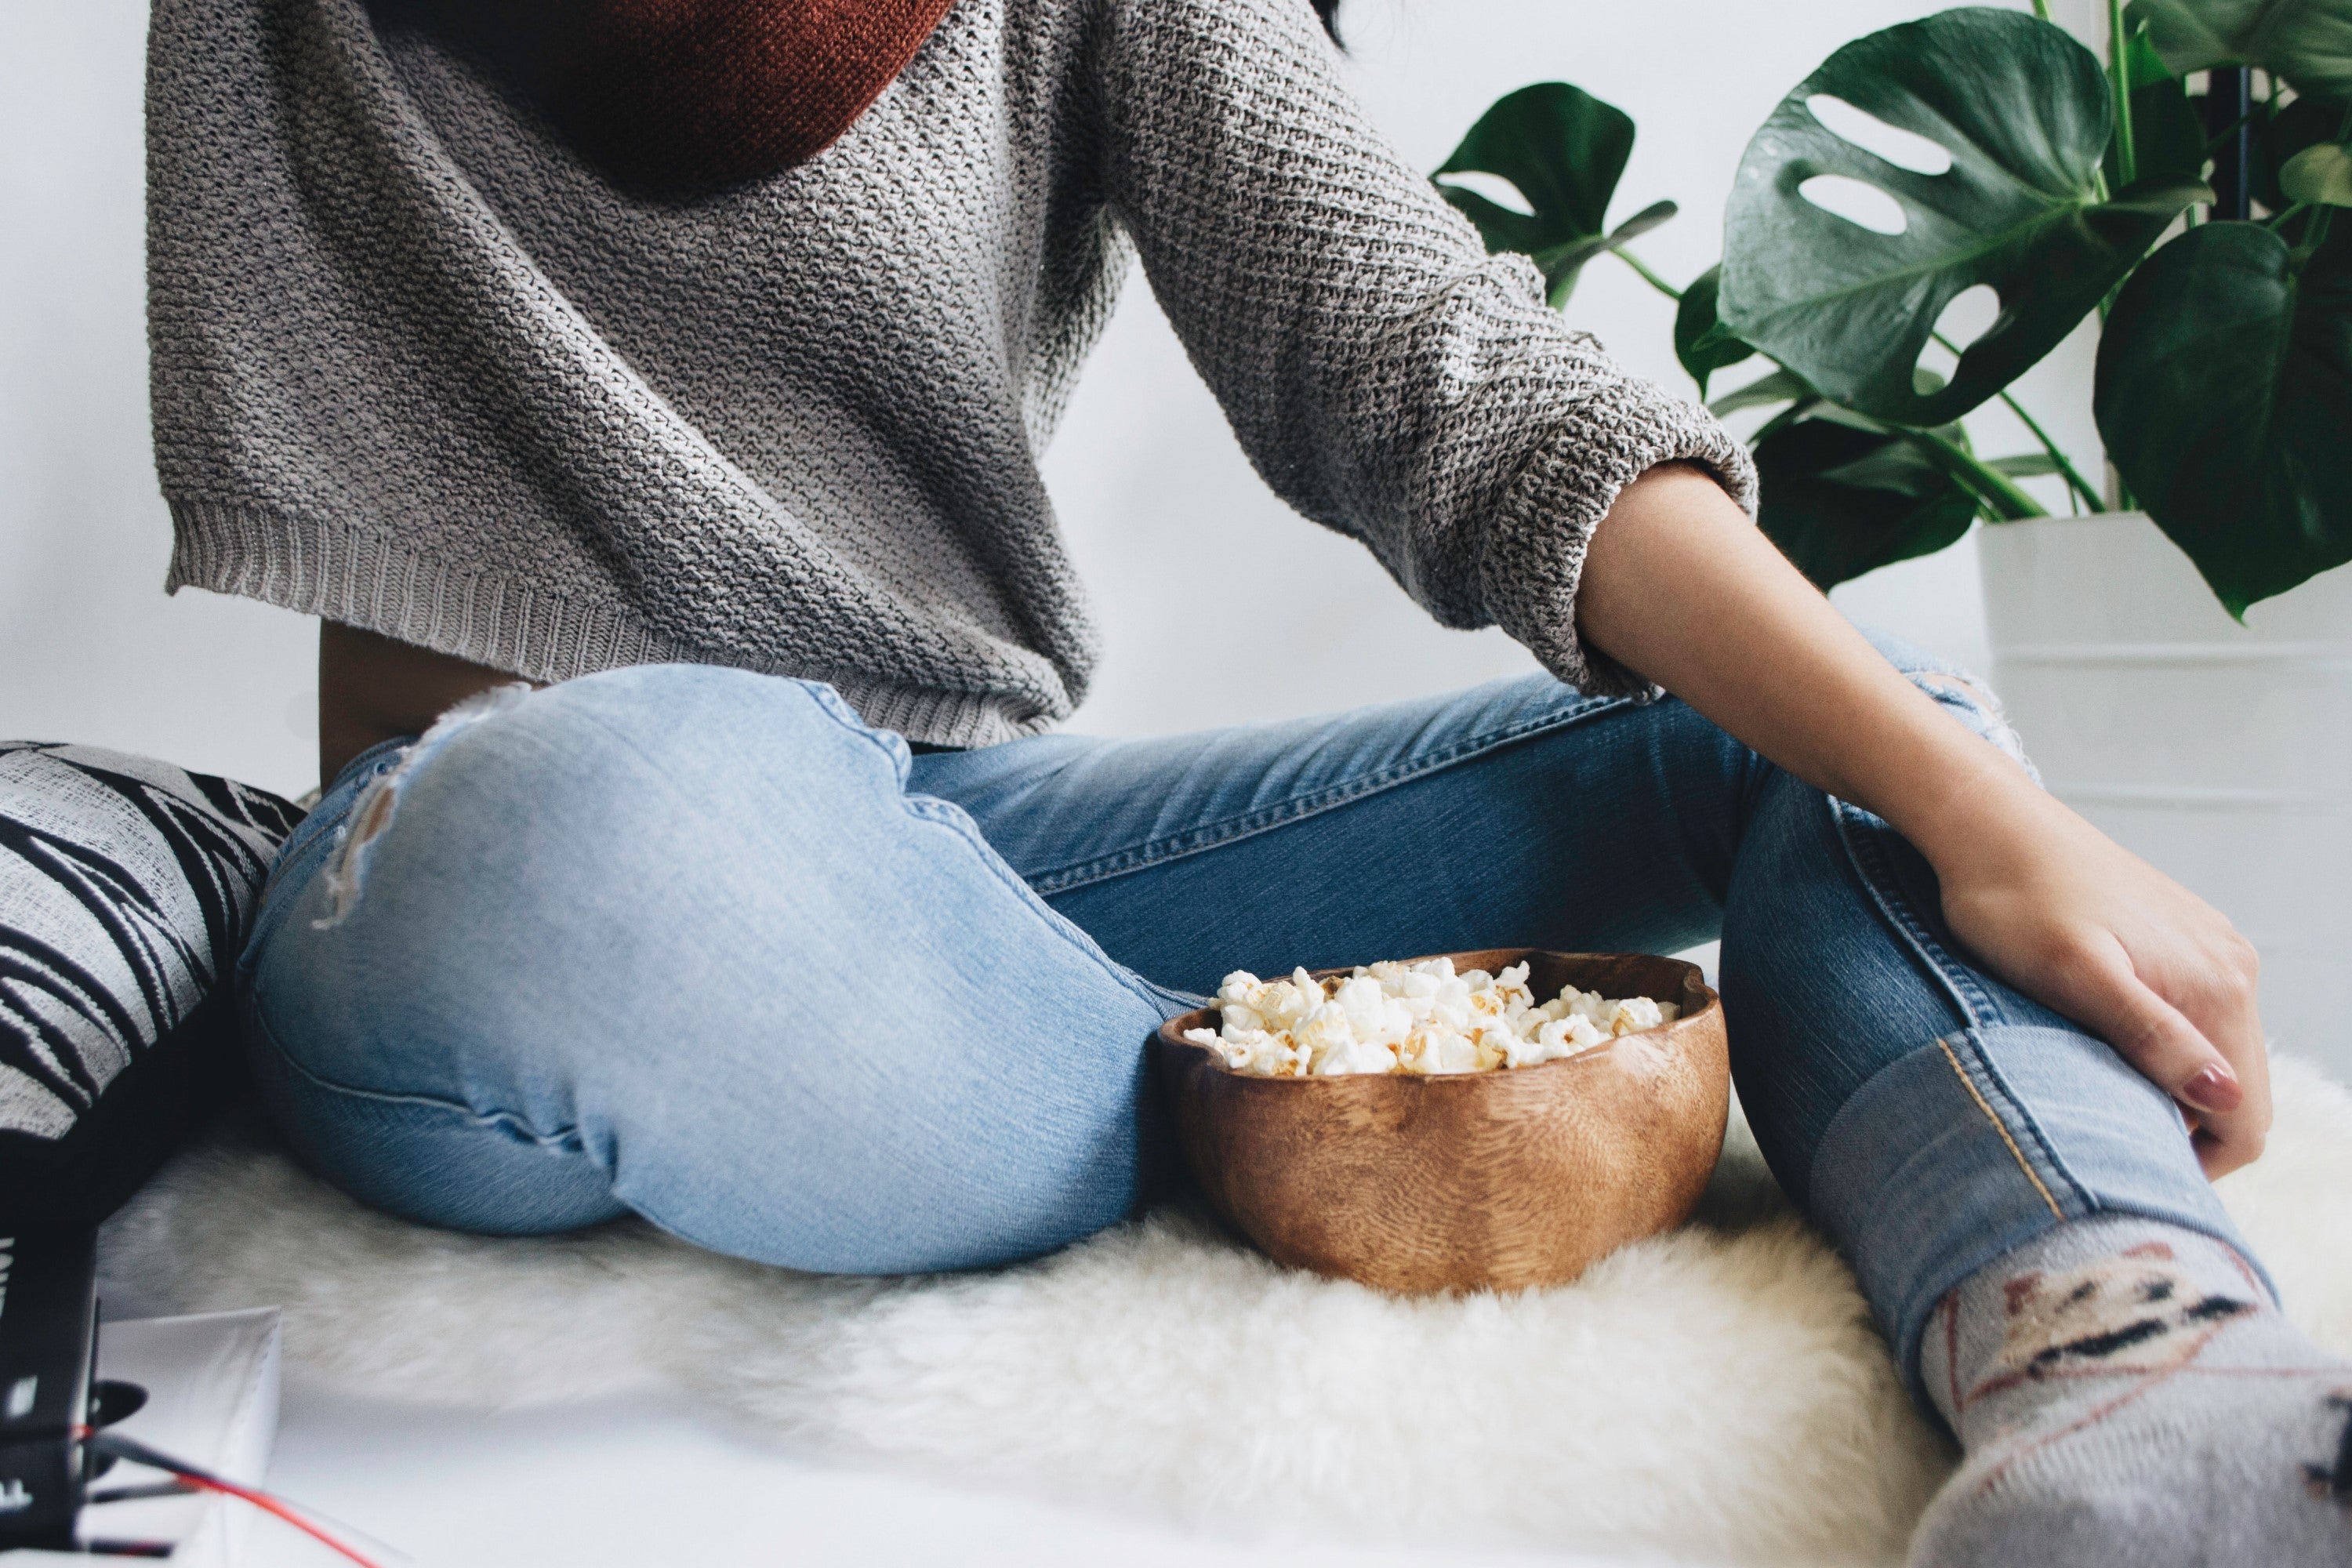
98, 1057, 2352, 1568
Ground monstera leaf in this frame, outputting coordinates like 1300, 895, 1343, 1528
2259, 93, 2352, 215
1710, 368, 1818, 416
1435, 82, 1677, 306
1719, 8, 2204, 426
2130, 0, 2352, 98
2282, 142, 2352, 204
1755, 419, 1982, 590
1673, 266, 1759, 395
2096, 221, 2352, 615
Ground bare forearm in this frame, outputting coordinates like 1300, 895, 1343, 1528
1573, 464, 2028, 857
1573, 463, 2267, 1173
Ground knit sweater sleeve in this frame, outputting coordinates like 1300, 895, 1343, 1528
1091, 0, 1759, 696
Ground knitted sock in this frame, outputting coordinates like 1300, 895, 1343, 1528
1907, 1216, 2352, 1567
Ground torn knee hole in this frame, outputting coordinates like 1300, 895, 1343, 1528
312, 681, 534, 928
314, 764, 413, 928
347, 777, 399, 850
1913, 671, 2032, 771
1915, 671, 1997, 710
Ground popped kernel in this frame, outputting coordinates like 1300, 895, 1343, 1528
1181, 956, 1678, 1077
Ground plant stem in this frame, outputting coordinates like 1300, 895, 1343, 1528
1992, 390, 2100, 511
1922, 329, 2102, 512
1913, 427, 2049, 521
2202, 107, 2258, 153
1994, 389, 2100, 511
2030, 0, 2051, 19
1612, 247, 1683, 302
2109, 0, 2137, 187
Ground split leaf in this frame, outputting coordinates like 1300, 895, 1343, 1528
1720, 8, 2201, 426
1434, 83, 1671, 305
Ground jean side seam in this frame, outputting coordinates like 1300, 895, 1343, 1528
1831, 797, 2100, 1218
1931, 1036, 2065, 1221
1828, 797, 2059, 1214
1950, 1027, 2103, 1217
1029, 697, 1632, 896
245, 990, 594, 1154
1830, 800, 1994, 1028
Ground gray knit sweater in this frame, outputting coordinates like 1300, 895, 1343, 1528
147, 0, 1756, 747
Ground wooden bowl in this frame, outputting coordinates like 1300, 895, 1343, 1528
1152, 949, 1729, 1294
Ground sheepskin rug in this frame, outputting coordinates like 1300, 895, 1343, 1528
98, 1056, 2352, 1568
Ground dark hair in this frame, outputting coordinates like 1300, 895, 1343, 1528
1312, 0, 1341, 43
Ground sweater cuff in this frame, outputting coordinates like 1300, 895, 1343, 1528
1479, 377, 1758, 699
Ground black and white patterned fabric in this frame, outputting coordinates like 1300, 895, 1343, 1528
2, 742, 302, 1227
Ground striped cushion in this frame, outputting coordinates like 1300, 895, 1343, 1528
1, 743, 301, 1227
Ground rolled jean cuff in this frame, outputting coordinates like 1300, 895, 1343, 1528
1809, 1023, 2267, 1406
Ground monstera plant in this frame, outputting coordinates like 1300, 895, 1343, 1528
1434, 1, 2352, 615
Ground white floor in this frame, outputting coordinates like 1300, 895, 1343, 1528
245, 1381, 1639, 1568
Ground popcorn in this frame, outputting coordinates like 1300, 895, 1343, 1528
1181, 956, 1679, 1077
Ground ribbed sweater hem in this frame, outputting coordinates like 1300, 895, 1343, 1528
164, 499, 1053, 750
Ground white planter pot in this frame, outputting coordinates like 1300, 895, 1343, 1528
1980, 513, 2352, 1080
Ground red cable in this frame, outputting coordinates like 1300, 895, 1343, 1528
151, 1466, 384, 1567
76, 1427, 387, 1568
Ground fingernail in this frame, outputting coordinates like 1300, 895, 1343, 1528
2179, 1064, 2242, 1116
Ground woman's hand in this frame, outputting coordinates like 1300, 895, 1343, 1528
1578, 463, 2272, 1176
1918, 768, 2269, 1177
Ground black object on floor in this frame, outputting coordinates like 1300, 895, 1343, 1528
0, 1229, 99, 1549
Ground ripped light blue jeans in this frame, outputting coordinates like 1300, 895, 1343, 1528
237, 637, 2256, 1396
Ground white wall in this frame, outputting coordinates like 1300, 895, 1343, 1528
1, 3, 322, 798
1, 0, 2103, 801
